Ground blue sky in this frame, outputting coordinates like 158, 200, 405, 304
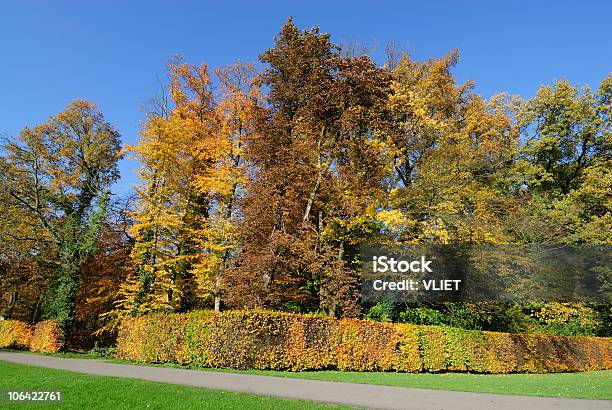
2, 1, 611, 195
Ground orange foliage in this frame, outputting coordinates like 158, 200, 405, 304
0, 320, 32, 349
29, 320, 64, 353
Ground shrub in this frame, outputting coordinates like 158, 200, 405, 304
118, 310, 336, 371
116, 309, 612, 374
0, 320, 32, 349
488, 303, 540, 333
364, 302, 395, 322
399, 307, 447, 326
444, 303, 486, 330
29, 320, 64, 353
535, 303, 601, 336
392, 323, 422, 372
115, 313, 188, 364
398, 304, 487, 330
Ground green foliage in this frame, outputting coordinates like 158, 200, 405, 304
443, 304, 487, 330
396, 302, 610, 337
44, 191, 111, 329
399, 307, 446, 326
486, 304, 540, 333
398, 304, 486, 330
534, 302, 603, 336
364, 302, 395, 322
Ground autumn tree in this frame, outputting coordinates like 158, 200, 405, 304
230, 19, 391, 316
385, 51, 519, 244
0, 186, 55, 321
108, 57, 260, 326
0, 100, 122, 330
507, 74, 612, 244
112, 59, 217, 318
190, 63, 261, 311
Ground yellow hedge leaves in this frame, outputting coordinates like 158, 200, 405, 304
29, 321, 64, 353
3, 312, 609, 373
0, 320, 32, 349
116, 310, 612, 373
0, 320, 63, 353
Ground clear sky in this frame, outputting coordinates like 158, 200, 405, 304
2, 0, 611, 195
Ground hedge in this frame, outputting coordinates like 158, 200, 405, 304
0, 320, 63, 353
29, 320, 64, 353
116, 310, 612, 373
0, 320, 32, 349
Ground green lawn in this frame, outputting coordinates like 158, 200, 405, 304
233, 368, 612, 400
6, 350, 612, 401
111, 360, 612, 400
0, 361, 346, 409
97, 355, 611, 400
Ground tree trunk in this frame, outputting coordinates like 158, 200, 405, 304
214, 275, 222, 312
303, 126, 327, 224
30, 295, 43, 324
303, 171, 323, 224
6, 288, 18, 319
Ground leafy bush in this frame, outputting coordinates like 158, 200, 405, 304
29, 320, 64, 353
535, 303, 601, 336
486, 303, 540, 333
397, 303, 609, 337
444, 304, 487, 330
116, 309, 612, 373
398, 304, 487, 329
399, 307, 447, 326
0, 320, 32, 349
364, 302, 395, 322
596, 305, 612, 337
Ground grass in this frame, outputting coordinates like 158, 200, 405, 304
5, 350, 612, 400
234, 368, 612, 400
98, 355, 612, 400
0, 360, 346, 409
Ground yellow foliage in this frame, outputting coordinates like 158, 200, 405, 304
106, 60, 262, 324
0, 320, 32, 349
29, 321, 63, 353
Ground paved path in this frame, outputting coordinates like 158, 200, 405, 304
0, 352, 609, 410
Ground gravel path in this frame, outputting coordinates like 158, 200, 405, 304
0, 351, 609, 409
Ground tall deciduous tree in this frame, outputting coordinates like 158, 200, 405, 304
190, 63, 261, 311
0, 100, 122, 330
519, 78, 609, 194
111, 58, 260, 324
386, 51, 519, 244
507, 75, 612, 244
231, 19, 391, 316
115, 58, 217, 317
